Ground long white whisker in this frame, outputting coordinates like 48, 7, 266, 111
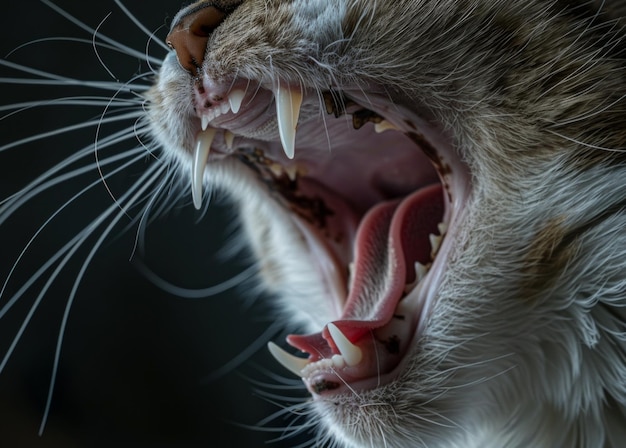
0, 149, 147, 301
0, 75, 151, 92
132, 262, 257, 299
0, 59, 151, 92
0, 96, 142, 117
93, 13, 121, 81
0, 112, 144, 153
5, 37, 163, 67
0, 162, 164, 376
40, 0, 167, 63
0, 125, 148, 221
39, 162, 168, 434
113, 0, 171, 53
201, 320, 284, 383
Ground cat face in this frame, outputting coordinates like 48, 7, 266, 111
148, 1, 626, 446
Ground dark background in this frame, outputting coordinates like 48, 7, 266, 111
0, 2, 310, 446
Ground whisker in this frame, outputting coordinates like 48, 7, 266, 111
0, 59, 151, 92
0, 96, 143, 118
132, 259, 257, 299
0, 125, 147, 221
39, 161, 168, 434
0, 112, 145, 153
0, 148, 147, 300
113, 0, 171, 53
40, 0, 167, 64
5, 37, 162, 67
200, 320, 284, 382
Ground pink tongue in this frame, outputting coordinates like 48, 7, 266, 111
289, 184, 444, 357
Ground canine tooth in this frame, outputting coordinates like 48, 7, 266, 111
275, 86, 302, 159
192, 127, 217, 210
327, 323, 362, 367
429, 233, 442, 257
201, 114, 210, 131
228, 89, 245, 114
267, 341, 308, 377
438, 223, 448, 235
224, 130, 235, 149
374, 120, 398, 133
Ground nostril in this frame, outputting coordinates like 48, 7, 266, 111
166, 5, 228, 73
189, 7, 225, 37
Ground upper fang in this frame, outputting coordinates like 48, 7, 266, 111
275, 86, 302, 159
192, 127, 217, 209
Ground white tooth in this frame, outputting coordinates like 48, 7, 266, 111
192, 127, 217, 210
438, 223, 448, 235
275, 86, 302, 159
327, 323, 362, 367
285, 164, 298, 181
224, 130, 235, 150
267, 341, 308, 377
269, 163, 284, 177
228, 89, 245, 114
374, 120, 398, 133
220, 102, 231, 115
201, 114, 210, 131
405, 262, 428, 294
415, 262, 428, 282
429, 233, 442, 257
332, 354, 346, 369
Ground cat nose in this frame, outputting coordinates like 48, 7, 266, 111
166, 5, 227, 73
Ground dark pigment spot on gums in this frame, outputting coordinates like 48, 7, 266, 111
382, 335, 401, 355
313, 380, 341, 394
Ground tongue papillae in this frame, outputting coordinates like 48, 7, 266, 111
286, 183, 444, 393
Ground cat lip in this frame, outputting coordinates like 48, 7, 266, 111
188, 80, 471, 395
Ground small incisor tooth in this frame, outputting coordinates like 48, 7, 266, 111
267, 341, 308, 377
269, 163, 284, 177
275, 85, 302, 160
201, 113, 210, 131
285, 164, 298, 181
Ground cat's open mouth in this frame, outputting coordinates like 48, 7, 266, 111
156, 1, 473, 398
181, 78, 472, 396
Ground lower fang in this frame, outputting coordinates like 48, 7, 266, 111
327, 323, 362, 367
267, 341, 308, 377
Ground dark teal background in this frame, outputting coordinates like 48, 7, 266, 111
0, 2, 310, 446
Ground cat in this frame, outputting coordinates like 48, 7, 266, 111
3, 1, 626, 447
